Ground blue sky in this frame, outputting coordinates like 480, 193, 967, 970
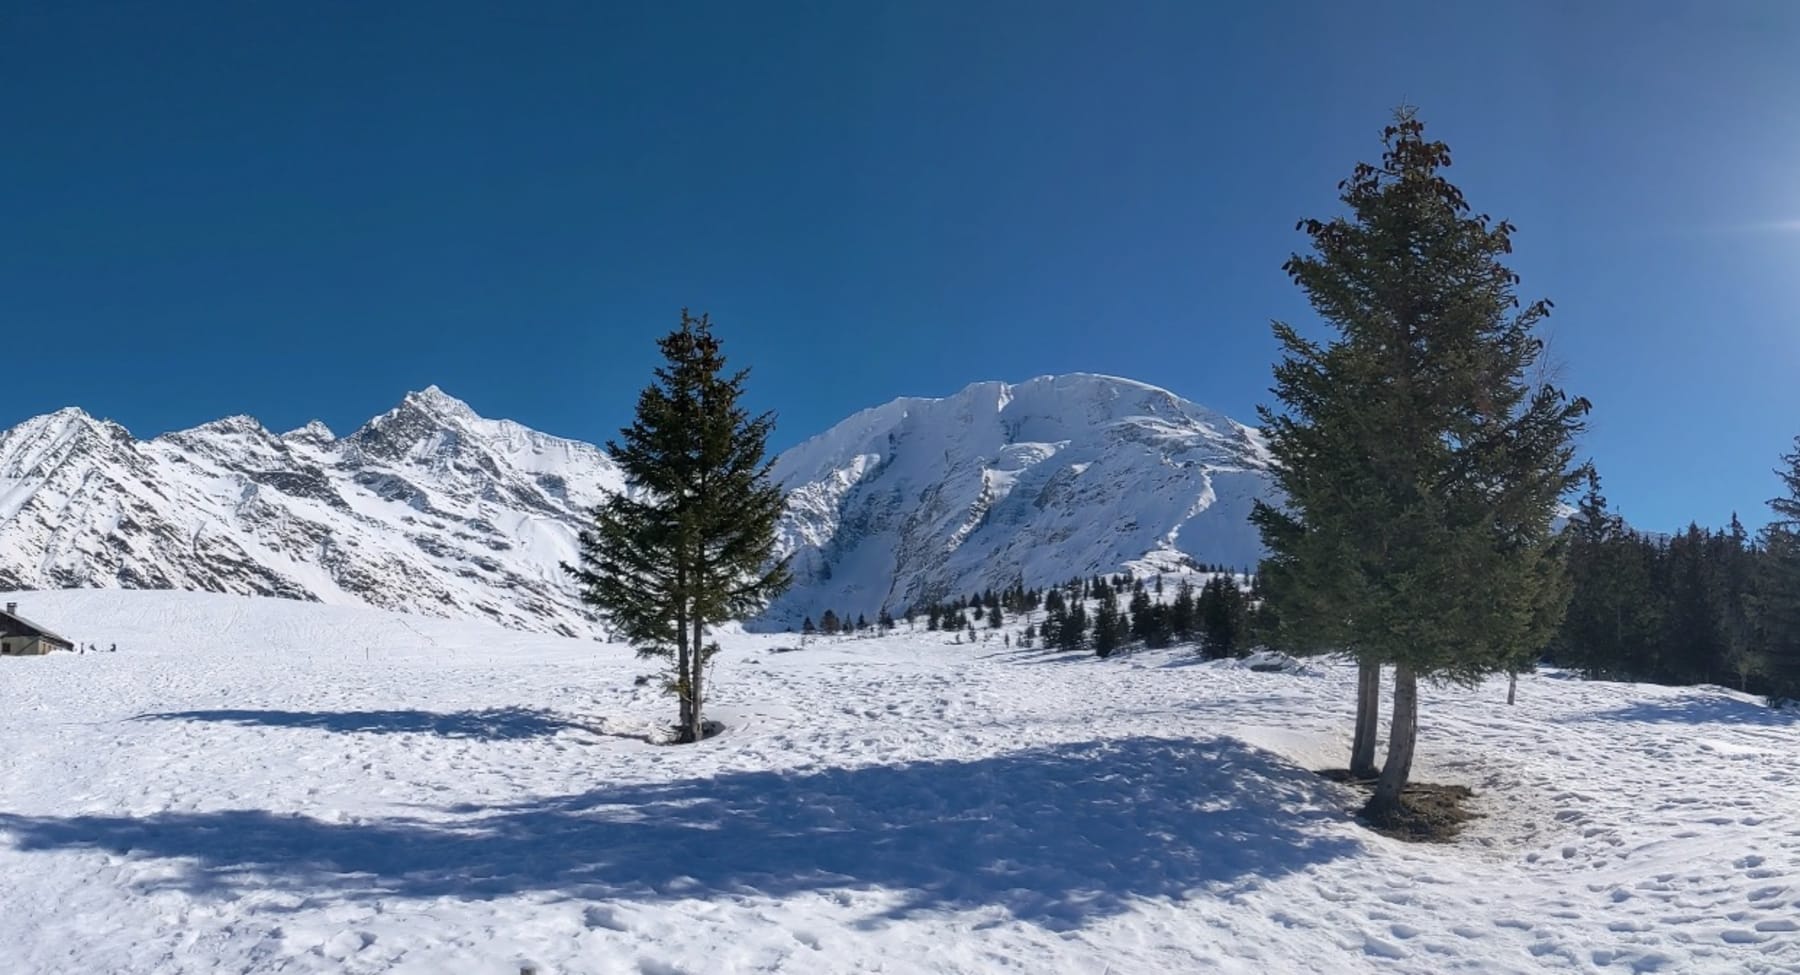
5, 1, 1798, 531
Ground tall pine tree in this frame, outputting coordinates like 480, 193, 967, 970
1556, 471, 1628, 677
1250, 111, 1589, 821
1715, 513, 1758, 691
565, 311, 792, 743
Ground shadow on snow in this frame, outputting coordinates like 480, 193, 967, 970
0, 736, 1359, 929
131, 707, 584, 741
1579, 693, 1799, 727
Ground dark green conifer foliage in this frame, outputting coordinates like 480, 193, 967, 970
1093, 590, 1125, 658
1170, 579, 1198, 641
1128, 588, 1154, 644
1753, 438, 1800, 702
1059, 602, 1088, 651
1551, 471, 1767, 689
1198, 576, 1247, 659
565, 311, 792, 743
1716, 513, 1758, 691
1556, 471, 1634, 677
1250, 112, 1590, 819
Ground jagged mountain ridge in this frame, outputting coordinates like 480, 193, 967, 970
0, 387, 622, 635
0, 376, 1275, 633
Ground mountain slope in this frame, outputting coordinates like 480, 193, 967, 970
0, 388, 622, 635
765, 374, 1274, 624
0, 376, 1276, 632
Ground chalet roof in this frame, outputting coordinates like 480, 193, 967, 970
0, 607, 73, 646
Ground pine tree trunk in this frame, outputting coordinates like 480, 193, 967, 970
677, 643, 692, 736
675, 595, 692, 738
1507, 671, 1518, 706
687, 601, 706, 744
1368, 665, 1418, 820
1350, 659, 1381, 777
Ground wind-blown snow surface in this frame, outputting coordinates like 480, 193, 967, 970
2, 591, 1796, 974
767, 374, 1274, 625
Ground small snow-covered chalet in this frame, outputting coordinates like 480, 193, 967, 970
0, 601, 74, 656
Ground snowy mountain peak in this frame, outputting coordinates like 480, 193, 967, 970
764, 373, 1275, 625
771, 374, 1262, 493
343, 389, 484, 465
3, 405, 114, 441
282, 420, 336, 444
404, 385, 479, 421
32, 405, 98, 426
175, 414, 274, 439
0, 407, 132, 483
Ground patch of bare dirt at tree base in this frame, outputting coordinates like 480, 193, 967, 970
1319, 768, 1478, 842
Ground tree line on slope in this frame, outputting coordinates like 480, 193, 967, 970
907, 570, 1267, 660
1546, 456, 1800, 702
793, 562, 1267, 658
800, 609, 894, 636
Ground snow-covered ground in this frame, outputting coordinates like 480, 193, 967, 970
1, 590, 1796, 974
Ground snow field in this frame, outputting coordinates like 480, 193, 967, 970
1, 589, 1797, 974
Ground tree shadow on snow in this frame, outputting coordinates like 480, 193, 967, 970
1579, 694, 1800, 727
131, 707, 587, 741
1017, 650, 1108, 665
0, 736, 1359, 929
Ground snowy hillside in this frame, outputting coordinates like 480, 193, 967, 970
0, 375, 1276, 633
0, 387, 623, 635
767, 374, 1274, 624
1, 589, 1796, 974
